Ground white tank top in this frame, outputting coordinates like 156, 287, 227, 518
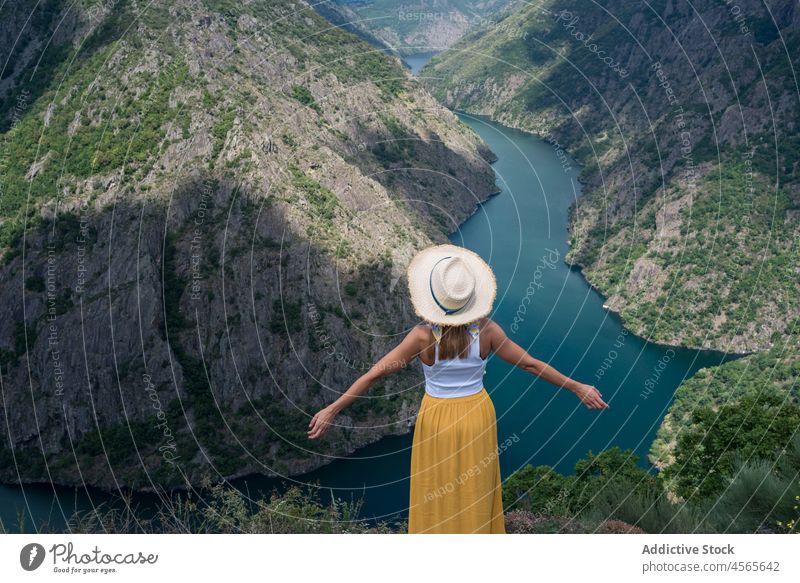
421, 321, 487, 398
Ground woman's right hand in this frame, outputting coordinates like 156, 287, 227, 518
307, 406, 338, 439
573, 383, 609, 410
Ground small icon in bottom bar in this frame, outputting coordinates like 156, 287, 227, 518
19, 543, 46, 571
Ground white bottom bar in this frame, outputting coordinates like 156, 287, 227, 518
1, 534, 797, 581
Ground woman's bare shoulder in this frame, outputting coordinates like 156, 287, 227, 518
408, 324, 434, 355
479, 318, 507, 343
479, 317, 502, 333
410, 323, 433, 342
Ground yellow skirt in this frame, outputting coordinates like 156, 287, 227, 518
408, 387, 506, 534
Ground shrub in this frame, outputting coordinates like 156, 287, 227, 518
24, 275, 45, 292
64, 482, 397, 534
290, 85, 321, 113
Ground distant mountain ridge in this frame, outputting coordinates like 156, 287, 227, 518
324, 0, 516, 55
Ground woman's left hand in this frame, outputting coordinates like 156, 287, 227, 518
573, 383, 609, 410
307, 406, 338, 439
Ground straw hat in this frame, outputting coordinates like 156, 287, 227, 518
406, 244, 497, 326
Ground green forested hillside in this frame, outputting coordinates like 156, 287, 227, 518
421, 0, 800, 353
650, 336, 800, 495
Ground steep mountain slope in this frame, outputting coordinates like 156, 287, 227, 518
0, 0, 497, 490
421, 0, 800, 354
326, 0, 515, 55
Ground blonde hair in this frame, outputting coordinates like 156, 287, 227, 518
437, 324, 471, 360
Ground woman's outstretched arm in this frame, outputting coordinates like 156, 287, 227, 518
484, 319, 609, 410
307, 325, 427, 439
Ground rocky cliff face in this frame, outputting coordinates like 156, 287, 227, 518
421, 0, 800, 353
0, 0, 497, 490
